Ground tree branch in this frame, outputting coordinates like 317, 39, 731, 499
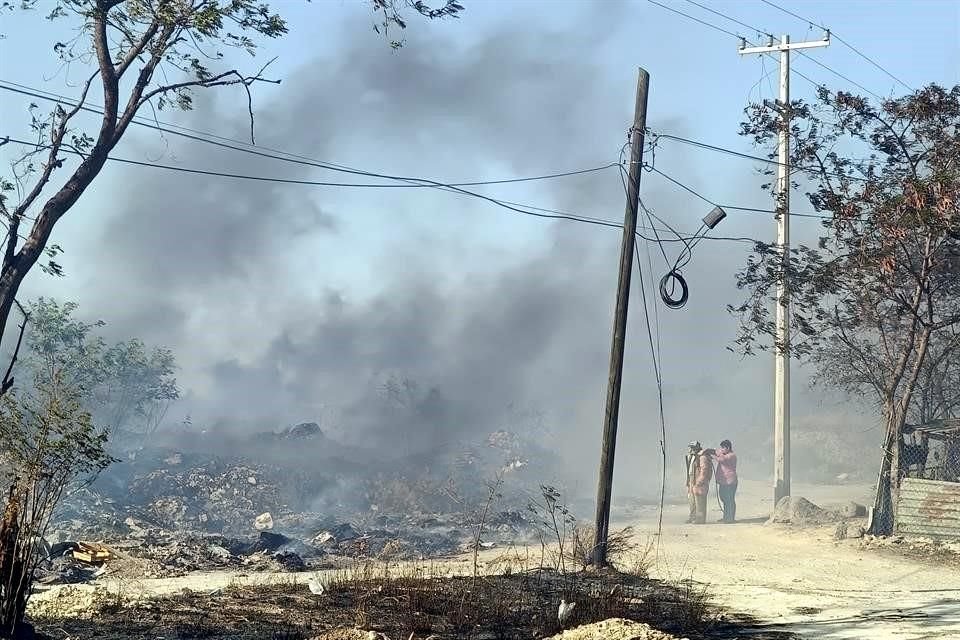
1, 300, 29, 396
114, 19, 160, 79
133, 63, 280, 144
11, 70, 99, 224
887, 281, 925, 398
833, 305, 883, 392
112, 22, 176, 144
898, 327, 933, 417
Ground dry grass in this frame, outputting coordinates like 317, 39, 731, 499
568, 525, 654, 576
32, 560, 726, 640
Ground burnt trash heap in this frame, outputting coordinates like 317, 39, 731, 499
39, 422, 547, 584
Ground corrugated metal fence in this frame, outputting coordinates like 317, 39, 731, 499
896, 477, 960, 539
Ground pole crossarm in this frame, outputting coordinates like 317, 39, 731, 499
738, 33, 830, 56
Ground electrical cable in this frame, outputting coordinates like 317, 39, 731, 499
646, 0, 886, 102
0, 80, 864, 221
644, 163, 841, 221
793, 49, 884, 101
674, 222, 707, 271
637, 198, 694, 309
620, 152, 671, 268
0, 80, 619, 189
3, 134, 766, 246
619, 144, 697, 310
658, 270, 689, 309
2, 134, 633, 231
4, 83, 776, 243
681, 0, 775, 40
633, 241, 667, 556
649, 130, 874, 185
644, 0, 742, 39
619, 142, 690, 309
641, 199, 697, 267
759, 0, 914, 92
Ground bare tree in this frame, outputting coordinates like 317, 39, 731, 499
731, 84, 960, 534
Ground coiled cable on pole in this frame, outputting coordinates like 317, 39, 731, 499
659, 269, 689, 309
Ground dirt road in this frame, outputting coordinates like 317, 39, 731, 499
625, 479, 960, 639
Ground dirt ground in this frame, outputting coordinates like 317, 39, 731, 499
625, 478, 960, 640
28, 479, 960, 639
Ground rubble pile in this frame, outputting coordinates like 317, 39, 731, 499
125, 455, 288, 535
41, 423, 552, 586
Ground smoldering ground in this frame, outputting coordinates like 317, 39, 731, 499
11, 6, 874, 507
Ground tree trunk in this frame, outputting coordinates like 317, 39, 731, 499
0, 481, 23, 637
869, 403, 903, 536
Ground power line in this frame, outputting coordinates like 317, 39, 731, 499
0, 81, 619, 190
2, 134, 629, 229
643, 163, 835, 221
760, 0, 827, 29
681, 0, 775, 40
0, 84, 778, 241
3, 134, 763, 245
759, 0, 914, 92
0, 79, 853, 223
649, 130, 874, 185
644, 0, 742, 39
830, 36, 913, 92
618, 152, 672, 268
4, 80, 770, 253
646, 0, 884, 100
793, 50, 884, 101
633, 241, 667, 555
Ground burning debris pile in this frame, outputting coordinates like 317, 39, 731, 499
126, 455, 287, 534
41, 422, 556, 585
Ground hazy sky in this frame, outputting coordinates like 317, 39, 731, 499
0, 1, 958, 497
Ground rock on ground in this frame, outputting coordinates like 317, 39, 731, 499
832, 501, 868, 518
770, 496, 840, 526
546, 619, 682, 640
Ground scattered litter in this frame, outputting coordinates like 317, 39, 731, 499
72, 542, 111, 564
308, 574, 329, 596
558, 598, 576, 625
254, 512, 273, 530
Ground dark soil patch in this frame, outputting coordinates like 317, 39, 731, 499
31, 569, 795, 640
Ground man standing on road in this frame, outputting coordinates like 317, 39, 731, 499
714, 439, 738, 524
684, 441, 702, 524
690, 443, 714, 524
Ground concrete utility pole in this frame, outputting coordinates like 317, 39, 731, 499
592, 67, 649, 567
739, 33, 830, 506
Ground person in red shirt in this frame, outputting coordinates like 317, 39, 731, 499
713, 439, 738, 523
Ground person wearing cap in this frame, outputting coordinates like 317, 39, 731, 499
691, 445, 715, 524
684, 441, 703, 523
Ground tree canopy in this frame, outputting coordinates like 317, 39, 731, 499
23, 298, 179, 452
731, 84, 960, 533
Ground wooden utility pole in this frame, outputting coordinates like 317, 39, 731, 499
738, 33, 830, 506
592, 67, 649, 567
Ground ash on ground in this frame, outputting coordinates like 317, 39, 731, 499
39, 423, 558, 585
